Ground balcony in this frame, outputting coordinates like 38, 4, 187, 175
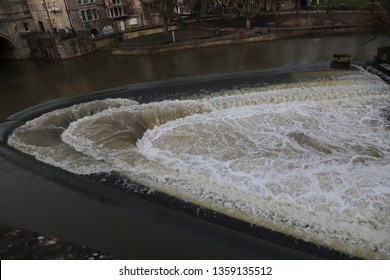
105, 1, 127, 19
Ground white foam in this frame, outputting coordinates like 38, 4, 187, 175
8, 71, 390, 258
8, 99, 138, 174
136, 75, 390, 259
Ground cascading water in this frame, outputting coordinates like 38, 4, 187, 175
7, 69, 390, 259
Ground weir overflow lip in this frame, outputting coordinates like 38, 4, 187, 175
0, 144, 318, 260
2, 64, 384, 259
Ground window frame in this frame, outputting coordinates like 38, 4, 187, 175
78, 0, 96, 5
80, 8, 99, 22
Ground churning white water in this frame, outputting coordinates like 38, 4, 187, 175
8, 70, 390, 259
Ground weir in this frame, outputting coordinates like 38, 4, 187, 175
2, 67, 390, 259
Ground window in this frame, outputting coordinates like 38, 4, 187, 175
144, 1, 161, 11
79, 0, 95, 4
81, 10, 86, 21
23, 22, 29, 31
81, 9, 99, 22
106, 4, 127, 19
86, 9, 92, 20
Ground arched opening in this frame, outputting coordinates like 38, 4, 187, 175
91, 28, 98, 36
0, 35, 17, 60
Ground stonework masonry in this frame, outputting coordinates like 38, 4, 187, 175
66, 0, 108, 35
0, 0, 34, 59
0, 0, 147, 59
27, 0, 70, 33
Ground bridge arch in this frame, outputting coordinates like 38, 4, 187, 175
0, 34, 18, 59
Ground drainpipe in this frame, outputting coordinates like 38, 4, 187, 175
63, 0, 76, 31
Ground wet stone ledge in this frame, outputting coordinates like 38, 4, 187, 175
0, 223, 117, 260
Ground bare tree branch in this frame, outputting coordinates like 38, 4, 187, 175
232, 0, 265, 28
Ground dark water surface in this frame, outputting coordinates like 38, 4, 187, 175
1, 34, 389, 259
2, 34, 389, 121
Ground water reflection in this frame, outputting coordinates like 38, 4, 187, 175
1, 34, 389, 121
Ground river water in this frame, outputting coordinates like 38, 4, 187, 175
1, 34, 390, 259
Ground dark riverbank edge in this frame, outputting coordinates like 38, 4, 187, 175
110, 10, 384, 56
112, 24, 374, 56
0, 223, 117, 260
1, 64, 378, 260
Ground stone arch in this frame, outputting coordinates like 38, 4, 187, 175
0, 34, 17, 59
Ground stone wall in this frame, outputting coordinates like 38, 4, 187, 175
113, 32, 274, 56
0, 0, 34, 59
26, 0, 70, 33
66, 0, 109, 35
122, 25, 178, 40
26, 34, 97, 59
94, 35, 114, 49
376, 47, 390, 63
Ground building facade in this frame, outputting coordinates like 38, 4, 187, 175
0, 0, 162, 59
62, 0, 148, 35
63, 0, 108, 35
26, 0, 71, 33
0, 0, 34, 59
105, 0, 145, 31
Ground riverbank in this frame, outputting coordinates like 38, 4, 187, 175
0, 223, 116, 259
112, 10, 381, 55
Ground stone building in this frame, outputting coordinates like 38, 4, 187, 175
26, 0, 71, 33
24, 1, 107, 35
0, 0, 219, 60
13, 1, 108, 60
0, 0, 159, 59
0, 0, 34, 59
62, 0, 149, 35
105, 0, 145, 31
64, 0, 109, 35
141, 0, 164, 26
